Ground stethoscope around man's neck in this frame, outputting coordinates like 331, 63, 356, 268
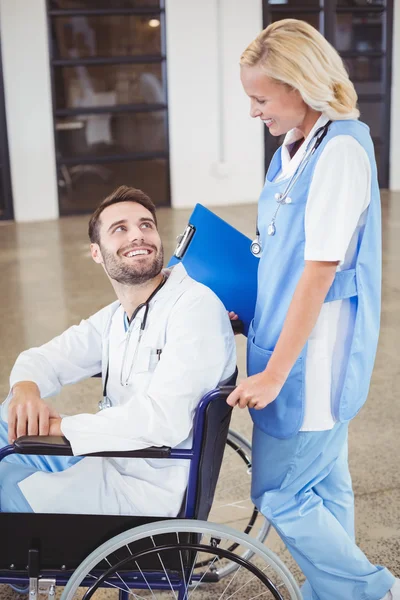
99, 274, 167, 411
250, 120, 332, 257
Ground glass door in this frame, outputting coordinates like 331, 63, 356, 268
0, 38, 13, 221
47, 0, 170, 214
263, 0, 393, 188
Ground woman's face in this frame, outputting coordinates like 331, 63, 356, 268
240, 65, 313, 137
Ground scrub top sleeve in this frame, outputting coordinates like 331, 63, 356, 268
61, 288, 236, 456
304, 135, 371, 264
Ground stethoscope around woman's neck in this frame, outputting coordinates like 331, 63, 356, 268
99, 274, 167, 411
250, 120, 332, 257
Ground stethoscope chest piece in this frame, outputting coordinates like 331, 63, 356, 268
250, 238, 262, 257
250, 120, 332, 257
99, 396, 112, 411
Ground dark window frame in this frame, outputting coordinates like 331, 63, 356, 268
46, 0, 171, 215
262, 0, 393, 188
0, 38, 14, 221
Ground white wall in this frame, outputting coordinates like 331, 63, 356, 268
165, 0, 264, 208
390, 0, 400, 190
0, 0, 58, 221
0, 0, 398, 220
0, 0, 262, 221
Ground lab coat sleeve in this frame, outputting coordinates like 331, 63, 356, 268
60, 288, 236, 455
5, 304, 112, 410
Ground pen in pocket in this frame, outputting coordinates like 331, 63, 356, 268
156, 349, 162, 361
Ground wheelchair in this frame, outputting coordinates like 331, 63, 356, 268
0, 370, 302, 599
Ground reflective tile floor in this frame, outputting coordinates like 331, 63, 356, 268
0, 191, 399, 597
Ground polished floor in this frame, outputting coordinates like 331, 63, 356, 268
0, 191, 399, 595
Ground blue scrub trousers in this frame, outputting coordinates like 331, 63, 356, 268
251, 422, 395, 600
0, 419, 81, 512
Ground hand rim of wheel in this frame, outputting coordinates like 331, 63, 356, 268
61, 519, 302, 600
81, 542, 283, 600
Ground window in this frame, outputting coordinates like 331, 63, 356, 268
263, 0, 393, 188
0, 42, 13, 220
47, 0, 169, 214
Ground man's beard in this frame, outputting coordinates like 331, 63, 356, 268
100, 244, 164, 285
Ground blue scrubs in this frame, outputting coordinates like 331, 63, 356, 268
248, 120, 395, 599
0, 419, 81, 512
252, 423, 394, 600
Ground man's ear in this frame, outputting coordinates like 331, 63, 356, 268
90, 243, 103, 264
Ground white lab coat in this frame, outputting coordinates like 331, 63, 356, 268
1, 264, 236, 516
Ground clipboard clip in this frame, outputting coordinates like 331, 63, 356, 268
174, 224, 196, 259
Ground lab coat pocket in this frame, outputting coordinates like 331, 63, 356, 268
148, 349, 162, 372
131, 346, 152, 374
247, 325, 305, 439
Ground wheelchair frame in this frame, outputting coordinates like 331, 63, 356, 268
0, 378, 301, 599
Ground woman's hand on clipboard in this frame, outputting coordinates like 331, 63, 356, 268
226, 371, 284, 410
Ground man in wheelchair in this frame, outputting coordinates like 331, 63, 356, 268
0, 186, 236, 517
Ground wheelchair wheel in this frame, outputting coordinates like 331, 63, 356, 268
198, 428, 271, 579
8, 584, 29, 595
61, 519, 301, 600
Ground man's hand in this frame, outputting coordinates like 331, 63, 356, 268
49, 417, 63, 437
226, 370, 284, 410
8, 382, 60, 443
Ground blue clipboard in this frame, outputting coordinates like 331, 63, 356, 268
168, 204, 259, 336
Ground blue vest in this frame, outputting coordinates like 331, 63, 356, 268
247, 120, 381, 439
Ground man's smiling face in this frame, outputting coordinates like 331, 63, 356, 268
91, 201, 164, 285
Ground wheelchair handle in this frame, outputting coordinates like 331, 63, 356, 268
231, 319, 244, 335
218, 385, 236, 399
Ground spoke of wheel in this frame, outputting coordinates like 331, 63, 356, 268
176, 532, 188, 593
217, 564, 243, 599
182, 535, 202, 600
213, 497, 250, 510
187, 554, 220, 599
125, 541, 156, 596
86, 573, 145, 599
247, 592, 273, 600
105, 557, 136, 597
223, 566, 270, 600
150, 536, 178, 599
134, 561, 157, 599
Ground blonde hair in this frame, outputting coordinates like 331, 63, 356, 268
240, 19, 359, 121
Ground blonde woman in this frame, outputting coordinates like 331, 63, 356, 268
227, 19, 399, 600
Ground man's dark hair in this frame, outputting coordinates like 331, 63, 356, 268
88, 186, 158, 245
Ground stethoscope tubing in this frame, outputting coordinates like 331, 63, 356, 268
100, 275, 167, 409
254, 121, 332, 242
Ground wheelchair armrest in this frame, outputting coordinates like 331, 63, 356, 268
13, 435, 171, 458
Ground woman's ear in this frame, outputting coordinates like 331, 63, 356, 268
90, 243, 103, 265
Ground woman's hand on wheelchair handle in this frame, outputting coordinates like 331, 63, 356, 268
226, 370, 284, 410
8, 381, 60, 443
